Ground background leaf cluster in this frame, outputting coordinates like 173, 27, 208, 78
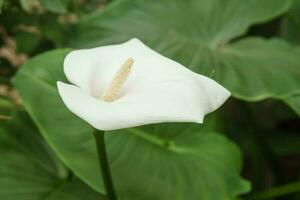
0, 0, 300, 199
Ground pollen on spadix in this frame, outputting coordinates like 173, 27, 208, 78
101, 58, 134, 102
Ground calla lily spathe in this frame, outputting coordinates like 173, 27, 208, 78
57, 38, 230, 131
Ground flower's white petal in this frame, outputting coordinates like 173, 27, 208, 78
61, 38, 231, 131
57, 75, 230, 131
193, 74, 231, 113
114, 73, 230, 126
64, 38, 193, 97
64, 38, 150, 97
57, 81, 119, 130
58, 80, 200, 131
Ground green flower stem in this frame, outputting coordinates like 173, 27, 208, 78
249, 181, 300, 199
93, 130, 117, 200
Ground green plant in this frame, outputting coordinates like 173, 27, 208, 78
1, 0, 300, 199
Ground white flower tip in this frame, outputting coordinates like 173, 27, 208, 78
57, 81, 66, 97
101, 57, 134, 102
207, 86, 231, 113
126, 38, 145, 46
57, 81, 63, 88
129, 38, 141, 43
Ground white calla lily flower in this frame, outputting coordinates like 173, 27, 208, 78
57, 38, 230, 131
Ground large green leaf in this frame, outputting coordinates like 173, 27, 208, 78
14, 49, 250, 199
13, 49, 106, 194
67, 0, 292, 48
64, 0, 300, 103
106, 124, 250, 200
0, 111, 106, 200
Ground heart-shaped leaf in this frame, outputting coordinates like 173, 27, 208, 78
0, 111, 106, 200
106, 124, 250, 200
64, 0, 300, 104
14, 49, 250, 199
14, 49, 106, 194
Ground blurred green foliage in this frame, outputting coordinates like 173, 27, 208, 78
1, 0, 300, 199
0, 110, 106, 200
